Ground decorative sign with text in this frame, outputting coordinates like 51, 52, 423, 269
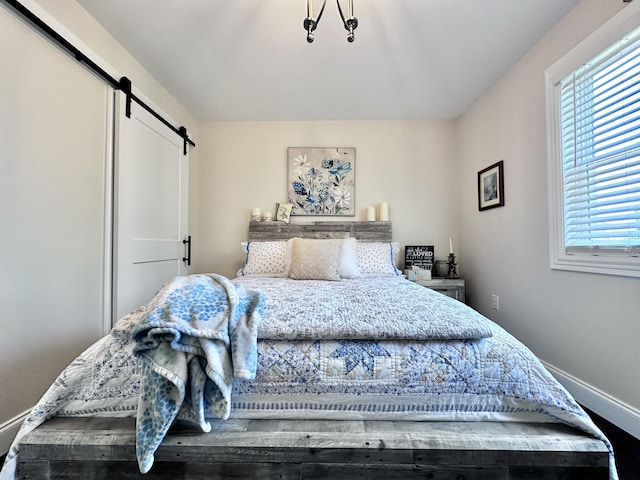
404, 245, 435, 270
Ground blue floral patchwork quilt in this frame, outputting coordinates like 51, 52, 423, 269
0, 275, 617, 480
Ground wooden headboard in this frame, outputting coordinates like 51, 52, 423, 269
248, 221, 391, 242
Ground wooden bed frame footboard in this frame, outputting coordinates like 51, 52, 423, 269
17, 417, 609, 480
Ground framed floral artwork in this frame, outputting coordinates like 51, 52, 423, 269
287, 147, 355, 216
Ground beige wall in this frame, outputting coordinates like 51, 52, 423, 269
194, 120, 457, 279
0, 0, 200, 451
0, 7, 109, 446
30, 0, 202, 246
457, 0, 640, 435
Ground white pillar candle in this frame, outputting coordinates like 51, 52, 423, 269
378, 201, 389, 221
252, 207, 261, 217
449, 237, 453, 254
366, 206, 376, 221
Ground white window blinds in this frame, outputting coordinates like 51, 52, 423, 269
560, 26, 640, 256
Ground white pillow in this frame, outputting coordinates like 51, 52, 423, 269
339, 237, 360, 278
357, 242, 401, 276
238, 241, 289, 277
287, 238, 342, 281
238, 237, 361, 279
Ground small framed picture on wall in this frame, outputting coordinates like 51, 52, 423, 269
478, 160, 505, 211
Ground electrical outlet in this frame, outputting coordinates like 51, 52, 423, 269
491, 294, 499, 311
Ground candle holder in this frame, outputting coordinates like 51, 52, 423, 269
446, 253, 458, 279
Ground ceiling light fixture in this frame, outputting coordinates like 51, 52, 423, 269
304, 0, 358, 43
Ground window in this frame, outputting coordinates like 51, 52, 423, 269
546, 3, 640, 277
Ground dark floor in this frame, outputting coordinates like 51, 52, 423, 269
584, 407, 640, 480
0, 411, 637, 478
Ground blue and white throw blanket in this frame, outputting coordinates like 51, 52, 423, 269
0, 274, 264, 479
131, 274, 264, 473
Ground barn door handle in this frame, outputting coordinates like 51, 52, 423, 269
182, 235, 191, 266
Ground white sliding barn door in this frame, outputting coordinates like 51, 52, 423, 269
113, 91, 189, 322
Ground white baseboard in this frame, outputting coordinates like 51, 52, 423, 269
544, 361, 640, 440
0, 410, 29, 456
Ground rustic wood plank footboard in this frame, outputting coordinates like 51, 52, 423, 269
17, 417, 609, 480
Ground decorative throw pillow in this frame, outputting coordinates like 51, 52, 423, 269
275, 203, 294, 223
339, 237, 360, 278
357, 242, 401, 276
238, 241, 289, 276
287, 238, 342, 281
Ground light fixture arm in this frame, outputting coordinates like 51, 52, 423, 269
304, 0, 357, 43
304, 0, 327, 43
336, 0, 358, 43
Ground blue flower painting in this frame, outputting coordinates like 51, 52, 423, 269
287, 147, 355, 216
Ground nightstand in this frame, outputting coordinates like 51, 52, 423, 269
415, 278, 465, 303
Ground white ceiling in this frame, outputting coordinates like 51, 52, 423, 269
75, 0, 580, 122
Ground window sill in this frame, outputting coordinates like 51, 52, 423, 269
550, 253, 640, 278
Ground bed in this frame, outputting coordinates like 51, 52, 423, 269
1, 221, 616, 479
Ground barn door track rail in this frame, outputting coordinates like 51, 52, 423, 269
3, 0, 196, 154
